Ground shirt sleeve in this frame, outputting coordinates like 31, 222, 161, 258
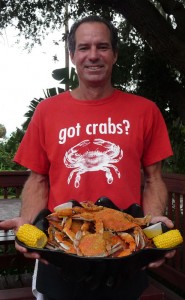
141, 103, 173, 166
14, 104, 50, 174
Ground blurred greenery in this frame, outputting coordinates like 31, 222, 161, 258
0, 124, 6, 138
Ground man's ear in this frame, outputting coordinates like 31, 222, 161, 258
113, 50, 118, 64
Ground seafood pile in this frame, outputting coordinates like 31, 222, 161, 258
46, 201, 153, 257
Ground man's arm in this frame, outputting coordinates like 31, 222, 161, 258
142, 161, 173, 227
0, 171, 49, 257
142, 161, 168, 217
20, 171, 49, 224
0, 171, 49, 230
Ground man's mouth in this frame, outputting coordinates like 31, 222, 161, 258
86, 66, 103, 70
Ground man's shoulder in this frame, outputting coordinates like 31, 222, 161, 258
46, 91, 70, 102
117, 89, 156, 107
38, 91, 70, 108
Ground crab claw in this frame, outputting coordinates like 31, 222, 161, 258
93, 138, 109, 147
76, 139, 91, 148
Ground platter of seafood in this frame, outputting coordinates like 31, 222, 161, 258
45, 201, 153, 257
16, 198, 183, 275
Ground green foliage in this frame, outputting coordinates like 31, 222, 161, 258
0, 1, 114, 47
5, 128, 25, 154
0, 124, 6, 138
52, 67, 79, 90
22, 97, 44, 131
21, 67, 78, 132
165, 118, 185, 173
127, 40, 185, 174
0, 68, 68, 170
0, 142, 24, 171
135, 42, 185, 121
0, 0, 68, 48
22, 86, 65, 132
0, 127, 26, 171
112, 23, 144, 91
0, 143, 14, 170
44, 87, 65, 98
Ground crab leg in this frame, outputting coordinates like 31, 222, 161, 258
62, 217, 76, 241
118, 232, 136, 251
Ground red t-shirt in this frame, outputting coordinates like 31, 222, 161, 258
14, 90, 173, 211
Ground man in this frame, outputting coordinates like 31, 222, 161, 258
0, 16, 174, 300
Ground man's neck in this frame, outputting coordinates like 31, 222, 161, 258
71, 84, 115, 101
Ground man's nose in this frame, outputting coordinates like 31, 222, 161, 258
89, 47, 99, 60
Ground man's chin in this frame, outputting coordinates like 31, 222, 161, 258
84, 74, 105, 83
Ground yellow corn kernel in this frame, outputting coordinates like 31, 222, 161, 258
153, 229, 183, 249
16, 224, 47, 248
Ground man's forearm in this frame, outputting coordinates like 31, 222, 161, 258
20, 171, 49, 223
142, 177, 168, 217
142, 162, 168, 217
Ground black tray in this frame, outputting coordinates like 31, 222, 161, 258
16, 197, 181, 280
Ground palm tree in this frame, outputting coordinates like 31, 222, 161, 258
22, 97, 44, 131
22, 67, 78, 131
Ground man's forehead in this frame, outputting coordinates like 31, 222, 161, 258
75, 22, 111, 43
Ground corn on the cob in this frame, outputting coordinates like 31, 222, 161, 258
16, 224, 47, 248
153, 229, 183, 249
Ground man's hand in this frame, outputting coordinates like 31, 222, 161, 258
147, 215, 176, 268
150, 215, 174, 229
0, 218, 48, 264
148, 249, 176, 268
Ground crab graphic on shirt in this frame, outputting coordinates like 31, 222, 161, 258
64, 138, 123, 188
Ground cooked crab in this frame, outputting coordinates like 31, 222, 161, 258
72, 206, 151, 232
46, 201, 151, 257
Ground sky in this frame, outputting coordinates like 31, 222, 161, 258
0, 26, 67, 137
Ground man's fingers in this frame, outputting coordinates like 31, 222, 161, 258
150, 216, 174, 229
23, 252, 49, 264
15, 241, 28, 253
148, 250, 176, 269
24, 251, 41, 260
148, 258, 165, 268
165, 250, 176, 259
0, 219, 17, 230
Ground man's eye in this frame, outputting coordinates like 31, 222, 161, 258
99, 45, 110, 50
79, 47, 88, 51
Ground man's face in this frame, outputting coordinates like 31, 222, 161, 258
70, 22, 118, 87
